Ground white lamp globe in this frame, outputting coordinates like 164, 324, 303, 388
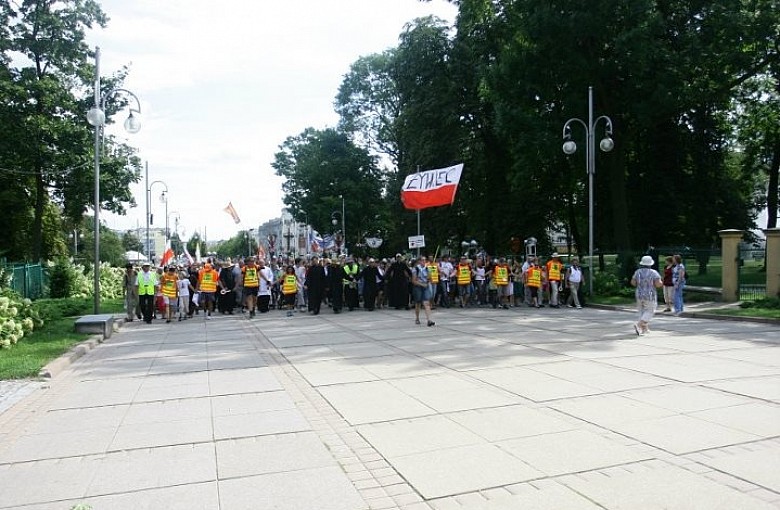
124, 113, 142, 134
86, 107, 105, 127
562, 140, 577, 154
599, 137, 615, 152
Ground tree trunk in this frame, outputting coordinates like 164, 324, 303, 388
767, 140, 779, 229
32, 168, 45, 262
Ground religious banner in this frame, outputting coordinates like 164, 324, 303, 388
400, 163, 464, 210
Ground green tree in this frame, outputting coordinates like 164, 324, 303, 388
0, 0, 142, 262
272, 128, 386, 248
122, 230, 143, 252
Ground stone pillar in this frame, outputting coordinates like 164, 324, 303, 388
718, 229, 744, 302
764, 228, 780, 299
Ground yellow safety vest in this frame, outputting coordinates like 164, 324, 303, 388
426, 264, 439, 284
244, 266, 259, 287
343, 263, 359, 285
547, 261, 563, 281
457, 264, 471, 285
526, 267, 542, 288
161, 274, 178, 298
136, 271, 158, 296
282, 274, 297, 295
199, 270, 218, 292
494, 265, 509, 286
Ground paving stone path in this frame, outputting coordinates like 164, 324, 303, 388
0, 306, 778, 509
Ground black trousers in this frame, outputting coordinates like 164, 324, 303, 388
139, 294, 155, 323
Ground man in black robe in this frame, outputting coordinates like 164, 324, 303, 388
328, 259, 344, 313
305, 256, 327, 315
386, 254, 412, 310
360, 258, 381, 311
217, 260, 236, 314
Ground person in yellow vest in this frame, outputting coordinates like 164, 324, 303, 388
425, 255, 440, 309
524, 257, 544, 308
456, 256, 474, 307
546, 253, 565, 308
492, 257, 511, 309
279, 265, 298, 317
160, 266, 179, 323
343, 256, 360, 311
136, 262, 158, 324
242, 257, 260, 318
198, 262, 219, 320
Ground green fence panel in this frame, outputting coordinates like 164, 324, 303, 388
2, 262, 48, 299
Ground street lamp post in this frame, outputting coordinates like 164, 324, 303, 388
331, 211, 343, 255
86, 46, 142, 314
147, 179, 168, 263
69, 230, 84, 257
246, 228, 256, 257
562, 86, 614, 296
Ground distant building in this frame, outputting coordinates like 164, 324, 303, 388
256, 209, 310, 259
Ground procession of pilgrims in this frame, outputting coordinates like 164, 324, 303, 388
123, 250, 583, 323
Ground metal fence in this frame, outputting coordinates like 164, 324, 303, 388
739, 284, 767, 301
0, 261, 48, 299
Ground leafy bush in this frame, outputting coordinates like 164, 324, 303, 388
593, 271, 623, 296
33, 297, 94, 321
48, 258, 79, 298
0, 288, 42, 349
739, 297, 780, 309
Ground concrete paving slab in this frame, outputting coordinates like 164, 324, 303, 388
122, 396, 212, 424
36, 482, 220, 510
607, 414, 760, 454
211, 390, 297, 416
603, 353, 777, 382
359, 355, 447, 380
207, 367, 283, 395
464, 479, 603, 509
218, 465, 367, 510
86, 443, 216, 495
561, 462, 778, 510
497, 429, 653, 476
46, 378, 143, 409
318, 380, 437, 425
0, 425, 116, 462
623, 384, 753, 413
706, 346, 780, 367
448, 405, 579, 442
17, 404, 127, 434
216, 431, 337, 479
550, 393, 677, 426
689, 403, 780, 437
0, 454, 98, 507
391, 443, 542, 499
702, 375, 780, 402
213, 408, 310, 439
110, 416, 213, 450
532, 339, 679, 359
389, 373, 521, 412
697, 441, 780, 492
357, 414, 486, 457
469, 366, 602, 402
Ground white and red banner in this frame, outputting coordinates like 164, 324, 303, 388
223, 202, 241, 224
159, 240, 174, 267
400, 163, 464, 210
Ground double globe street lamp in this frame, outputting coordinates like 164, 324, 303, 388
561, 86, 614, 296
86, 46, 143, 314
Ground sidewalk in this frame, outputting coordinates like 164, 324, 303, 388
0, 305, 779, 509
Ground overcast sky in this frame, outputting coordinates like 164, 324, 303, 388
90, 0, 458, 242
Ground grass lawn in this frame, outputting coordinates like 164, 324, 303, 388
0, 298, 123, 380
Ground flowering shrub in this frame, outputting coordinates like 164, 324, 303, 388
0, 289, 42, 349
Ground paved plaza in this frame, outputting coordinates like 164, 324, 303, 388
0, 305, 779, 509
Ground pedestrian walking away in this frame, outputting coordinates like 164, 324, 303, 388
411, 257, 435, 327
631, 255, 663, 335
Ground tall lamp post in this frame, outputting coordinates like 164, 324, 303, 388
561, 86, 614, 296
86, 46, 142, 314
69, 229, 84, 257
147, 179, 168, 262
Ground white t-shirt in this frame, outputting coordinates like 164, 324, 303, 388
568, 266, 582, 283
258, 266, 274, 296
177, 279, 190, 297
475, 267, 486, 281
439, 262, 453, 280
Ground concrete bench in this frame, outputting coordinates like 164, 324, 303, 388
74, 314, 115, 340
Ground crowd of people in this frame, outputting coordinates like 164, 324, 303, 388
121, 251, 594, 326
